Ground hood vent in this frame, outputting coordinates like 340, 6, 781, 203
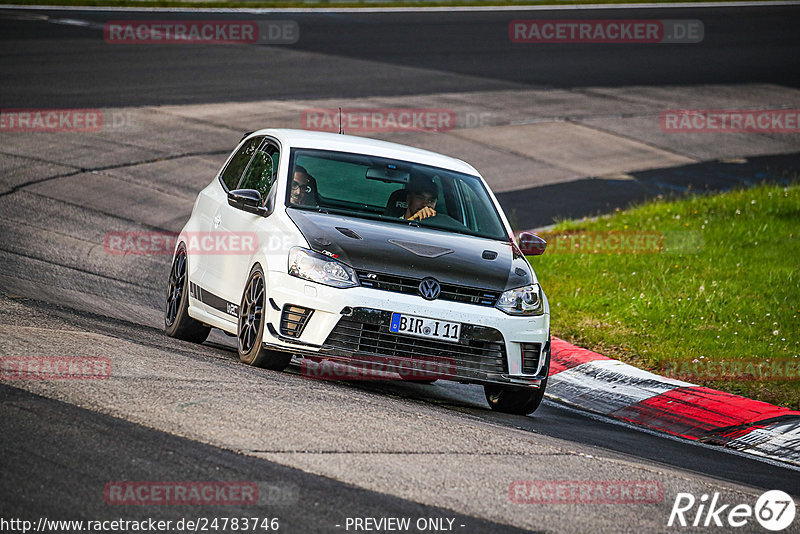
336, 227, 362, 240
388, 239, 454, 258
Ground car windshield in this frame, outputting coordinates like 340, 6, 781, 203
286, 148, 509, 241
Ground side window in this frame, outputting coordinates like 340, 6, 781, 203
239, 142, 280, 201
219, 136, 264, 191
458, 179, 505, 237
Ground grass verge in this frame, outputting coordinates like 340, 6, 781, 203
530, 180, 800, 409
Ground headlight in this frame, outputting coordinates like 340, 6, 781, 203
496, 284, 544, 316
288, 247, 359, 288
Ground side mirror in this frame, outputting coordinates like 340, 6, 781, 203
228, 189, 269, 216
518, 232, 547, 256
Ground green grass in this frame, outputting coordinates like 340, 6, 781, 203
0, 0, 779, 8
530, 181, 800, 409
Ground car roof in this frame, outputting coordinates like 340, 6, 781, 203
252, 129, 480, 177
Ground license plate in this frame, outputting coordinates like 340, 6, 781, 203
389, 313, 460, 343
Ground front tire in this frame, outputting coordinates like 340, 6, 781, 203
484, 379, 547, 415
165, 243, 211, 343
237, 265, 292, 371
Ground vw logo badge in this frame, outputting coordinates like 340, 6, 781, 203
419, 277, 441, 300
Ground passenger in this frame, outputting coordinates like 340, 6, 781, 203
291, 166, 318, 206
404, 176, 438, 221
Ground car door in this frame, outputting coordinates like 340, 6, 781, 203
204, 138, 280, 321
196, 135, 264, 319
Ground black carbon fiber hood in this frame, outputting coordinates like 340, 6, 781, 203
287, 208, 533, 291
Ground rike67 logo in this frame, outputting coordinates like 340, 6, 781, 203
668, 490, 795, 531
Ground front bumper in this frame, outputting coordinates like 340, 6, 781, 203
263, 271, 551, 386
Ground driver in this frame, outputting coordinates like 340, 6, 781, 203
291, 166, 318, 206
404, 175, 438, 221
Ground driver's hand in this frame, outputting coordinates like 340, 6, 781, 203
409, 207, 437, 221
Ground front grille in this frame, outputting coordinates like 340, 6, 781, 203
280, 305, 314, 338
322, 308, 507, 381
355, 270, 501, 307
521, 343, 542, 374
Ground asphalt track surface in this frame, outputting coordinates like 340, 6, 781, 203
2, 4, 800, 533
0, 5, 799, 107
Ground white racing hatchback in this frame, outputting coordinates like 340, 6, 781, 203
165, 129, 551, 414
